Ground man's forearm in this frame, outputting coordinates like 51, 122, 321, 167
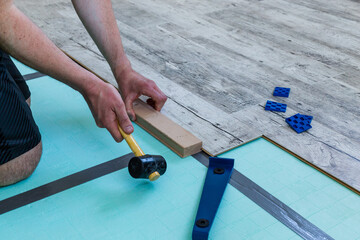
71, 0, 131, 81
0, 1, 101, 93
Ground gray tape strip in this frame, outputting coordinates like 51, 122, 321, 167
192, 152, 334, 240
23, 72, 46, 81
0, 153, 133, 215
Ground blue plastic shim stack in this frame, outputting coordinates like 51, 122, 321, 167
286, 113, 313, 133
265, 100, 287, 112
273, 87, 290, 97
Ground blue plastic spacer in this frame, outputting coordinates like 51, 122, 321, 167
273, 87, 291, 97
299, 114, 313, 124
192, 157, 234, 240
286, 113, 313, 133
265, 100, 287, 112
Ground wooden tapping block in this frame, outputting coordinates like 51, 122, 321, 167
61, 49, 202, 158
133, 99, 202, 158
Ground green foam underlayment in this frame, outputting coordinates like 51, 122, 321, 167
0, 68, 359, 239
220, 140, 360, 240
0, 77, 299, 239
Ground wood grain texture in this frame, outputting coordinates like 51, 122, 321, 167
15, 0, 360, 191
133, 99, 202, 157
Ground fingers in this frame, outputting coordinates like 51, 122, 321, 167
106, 119, 123, 143
142, 80, 167, 111
87, 82, 134, 143
152, 84, 167, 110
114, 103, 134, 135
146, 98, 156, 109
125, 94, 137, 121
105, 106, 133, 142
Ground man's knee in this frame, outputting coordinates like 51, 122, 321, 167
26, 96, 31, 107
0, 141, 43, 187
22, 140, 42, 177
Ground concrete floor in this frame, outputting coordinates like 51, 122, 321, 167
16, 0, 360, 191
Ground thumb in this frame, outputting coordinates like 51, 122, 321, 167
115, 104, 134, 135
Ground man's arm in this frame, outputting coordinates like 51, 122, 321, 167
71, 0, 167, 121
0, 0, 133, 142
0, 0, 93, 92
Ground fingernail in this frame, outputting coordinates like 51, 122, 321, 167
125, 126, 133, 133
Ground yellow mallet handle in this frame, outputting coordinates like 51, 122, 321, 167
117, 122, 145, 157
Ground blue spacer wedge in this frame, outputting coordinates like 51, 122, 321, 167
192, 157, 234, 240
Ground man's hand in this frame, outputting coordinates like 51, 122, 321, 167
82, 80, 133, 142
116, 67, 167, 121
72, 0, 167, 141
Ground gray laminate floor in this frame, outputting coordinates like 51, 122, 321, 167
15, 0, 360, 191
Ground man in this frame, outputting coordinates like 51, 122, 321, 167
0, 0, 167, 186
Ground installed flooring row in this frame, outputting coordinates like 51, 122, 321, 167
16, 0, 360, 191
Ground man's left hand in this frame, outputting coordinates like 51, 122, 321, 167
116, 67, 167, 121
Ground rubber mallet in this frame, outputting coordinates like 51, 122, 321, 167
117, 123, 167, 181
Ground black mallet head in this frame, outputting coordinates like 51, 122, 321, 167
128, 155, 167, 181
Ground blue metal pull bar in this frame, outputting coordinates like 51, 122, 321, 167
192, 157, 234, 240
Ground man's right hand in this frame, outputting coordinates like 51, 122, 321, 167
81, 80, 133, 142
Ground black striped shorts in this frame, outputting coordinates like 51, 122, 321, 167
0, 50, 41, 164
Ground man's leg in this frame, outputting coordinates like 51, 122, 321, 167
0, 51, 42, 186
0, 141, 42, 186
